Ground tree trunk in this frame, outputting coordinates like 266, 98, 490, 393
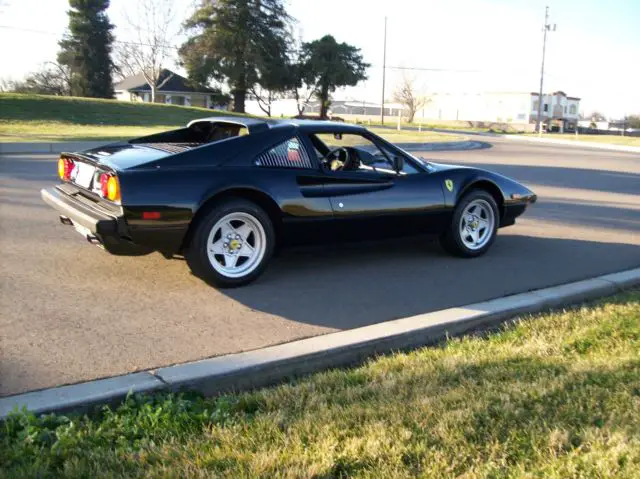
233, 89, 246, 113
295, 90, 305, 115
151, 85, 156, 103
319, 83, 329, 119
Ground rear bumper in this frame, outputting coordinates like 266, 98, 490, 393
41, 186, 151, 256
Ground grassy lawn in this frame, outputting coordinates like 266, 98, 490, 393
0, 122, 178, 142
0, 94, 463, 144
352, 120, 523, 134
531, 133, 640, 147
0, 93, 236, 142
369, 128, 464, 143
2, 291, 638, 477
362, 121, 496, 133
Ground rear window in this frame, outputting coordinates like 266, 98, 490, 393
255, 137, 314, 169
189, 122, 249, 143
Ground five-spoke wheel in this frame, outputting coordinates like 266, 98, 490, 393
458, 199, 495, 251
207, 212, 267, 278
186, 199, 274, 287
440, 189, 499, 257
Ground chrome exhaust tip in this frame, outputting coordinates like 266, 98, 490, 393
86, 235, 101, 245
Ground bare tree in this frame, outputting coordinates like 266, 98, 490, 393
4, 62, 71, 96
292, 69, 316, 116
249, 85, 279, 117
393, 75, 428, 123
588, 110, 607, 121
0, 77, 13, 92
115, 0, 179, 102
112, 48, 138, 82
289, 31, 316, 116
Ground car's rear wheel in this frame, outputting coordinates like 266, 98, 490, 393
186, 198, 275, 287
440, 190, 498, 257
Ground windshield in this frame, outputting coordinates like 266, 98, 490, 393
411, 155, 432, 168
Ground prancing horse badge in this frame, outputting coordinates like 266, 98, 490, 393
445, 179, 454, 192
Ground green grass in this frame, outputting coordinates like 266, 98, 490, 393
368, 128, 465, 143
0, 94, 463, 144
0, 93, 239, 142
365, 121, 494, 132
354, 120, 522, 133
0, 122, 180, 142
526, 133, 640, 147
2, 291, 639, 477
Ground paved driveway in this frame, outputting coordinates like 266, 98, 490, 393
1, 138, 639, 396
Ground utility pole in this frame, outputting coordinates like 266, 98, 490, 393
536, 6, 555, 136
381, 16, 387, 125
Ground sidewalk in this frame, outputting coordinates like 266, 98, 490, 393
0, 141, 108, 154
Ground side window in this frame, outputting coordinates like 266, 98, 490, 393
310, 132, 420, 175
255, 137, 313, 169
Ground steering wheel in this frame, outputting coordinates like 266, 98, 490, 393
322, 147, 350, 171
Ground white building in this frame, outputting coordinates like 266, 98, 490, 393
416, 90, 580, 131
246, 90, 581, 131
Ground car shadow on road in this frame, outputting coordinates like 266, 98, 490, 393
223, 235, 640, 330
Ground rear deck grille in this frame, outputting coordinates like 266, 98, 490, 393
142, 143, 202, 154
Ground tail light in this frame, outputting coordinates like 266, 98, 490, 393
98, 173, 121, 202
58, 157, 75, 180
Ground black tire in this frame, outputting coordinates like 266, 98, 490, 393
440, 189, 499, 258
185, 198, 275, 287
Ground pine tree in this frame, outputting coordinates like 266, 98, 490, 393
58, 0, 114, 98
180, 0, 292, 113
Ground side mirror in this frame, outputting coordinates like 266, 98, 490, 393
392, 155, 404, 173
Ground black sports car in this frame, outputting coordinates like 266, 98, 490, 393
41, 117, 536, 287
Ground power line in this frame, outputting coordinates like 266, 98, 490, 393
0, 24, 559, 79
0, 24, 179, 50
384, 65, 483, 73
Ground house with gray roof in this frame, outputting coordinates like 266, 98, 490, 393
114, 69, 226, 109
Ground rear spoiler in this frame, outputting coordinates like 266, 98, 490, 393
59, 151, 120, 174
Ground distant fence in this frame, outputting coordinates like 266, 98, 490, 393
577, 127, 640, 137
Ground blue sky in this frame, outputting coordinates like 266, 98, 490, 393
0, 0, 638, 117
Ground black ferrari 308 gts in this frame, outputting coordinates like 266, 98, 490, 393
41, 117, 536, 287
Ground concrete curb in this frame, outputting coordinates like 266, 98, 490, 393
1, 267, 638, 419
0, 141, 108, 154
395, 140, 490, 152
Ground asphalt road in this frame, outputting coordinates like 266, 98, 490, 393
1, 138, 639, 396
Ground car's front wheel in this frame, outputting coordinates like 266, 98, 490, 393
186, 198, 275, 287
440, 190, 499, 257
